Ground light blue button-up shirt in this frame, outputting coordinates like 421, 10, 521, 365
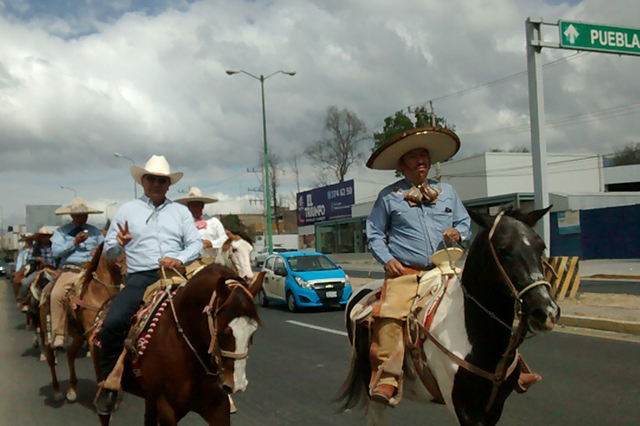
52, 223, 105, 266
15, 248, 30, 271
367, 178, 471, 269
104, 195, 203, 274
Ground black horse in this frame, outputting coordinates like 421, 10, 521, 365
338, 207, 561, 426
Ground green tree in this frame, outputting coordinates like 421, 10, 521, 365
220, 214, 246, 234
611, 142, 640, 166
372, 106, 453, 151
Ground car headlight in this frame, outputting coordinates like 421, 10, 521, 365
294, 276, 313, 289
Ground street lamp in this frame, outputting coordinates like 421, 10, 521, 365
60, 186, 77, 198
114, 152, 138, 199
225, 69, 296, 254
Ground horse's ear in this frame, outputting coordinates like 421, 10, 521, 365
248, 271, 266, 297
468, 209, 496, 230
520, 205, 553, 228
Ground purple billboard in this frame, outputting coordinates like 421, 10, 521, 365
297, 180, 355, 226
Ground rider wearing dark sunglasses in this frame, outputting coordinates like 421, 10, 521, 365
97, 155, 203, 415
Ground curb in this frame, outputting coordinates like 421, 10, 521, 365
558, 315, 640, 336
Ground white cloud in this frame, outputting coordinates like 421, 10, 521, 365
0, 0, 639, 227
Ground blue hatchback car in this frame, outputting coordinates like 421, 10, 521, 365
259, 251, 352, 312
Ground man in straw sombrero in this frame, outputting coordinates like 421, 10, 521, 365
49, 198, 105, 349
365, 127, 541, 405
96, 155, 202, 415
20, 226, 55, 312
174, 187, 227, 259
366, 126, 472, 405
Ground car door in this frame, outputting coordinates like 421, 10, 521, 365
262, 256, 278, 299
272, 256, 288, 299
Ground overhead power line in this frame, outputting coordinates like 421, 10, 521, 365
460, 101, 640, 139
368, 52, 589, 134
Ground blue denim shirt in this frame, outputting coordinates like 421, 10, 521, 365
367, 178, 471, 269
52, 223, 104, 266
104, 195, 203, 274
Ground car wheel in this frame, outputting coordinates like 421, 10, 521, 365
286, 292, 298, 313
258, 289, 269, 307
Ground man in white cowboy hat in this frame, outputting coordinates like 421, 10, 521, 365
49, 198, 105, 349
174, 187, 227, 258
97, 154, 202, 415
20, 226, 56, 311
365, 126, 472, 405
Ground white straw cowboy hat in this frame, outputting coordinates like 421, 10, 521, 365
36, 226, 53, 236
366, 126, 461, 170
174, 187, 218, 205
130, 155, 183, 186
55, 198, 103, 215
19, 233, 34, 241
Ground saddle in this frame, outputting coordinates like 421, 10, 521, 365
349, 249, 463, 405
92, 260, 212, 386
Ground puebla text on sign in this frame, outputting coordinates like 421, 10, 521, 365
559, 20, 640, 56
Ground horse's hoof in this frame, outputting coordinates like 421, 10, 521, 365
53, 392, 65, 402
39, 354, 46, 362
66, 389, 77, 402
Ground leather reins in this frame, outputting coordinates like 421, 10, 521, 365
162, 267, 253, 378
413, 211, 552, 412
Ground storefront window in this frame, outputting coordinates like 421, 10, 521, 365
315, 218, 367, 254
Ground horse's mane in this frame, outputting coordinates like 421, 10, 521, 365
77, 242, 106, 290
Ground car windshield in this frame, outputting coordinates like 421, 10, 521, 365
287, 255, 338, 272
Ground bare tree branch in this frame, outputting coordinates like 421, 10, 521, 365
306, 106, 368, 183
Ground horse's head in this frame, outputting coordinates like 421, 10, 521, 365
206, 269, 265, 394
468, 207, 560, 333
226, 239, 254, 282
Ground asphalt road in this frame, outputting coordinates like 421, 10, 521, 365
340, 266, 640, 295
1, 279, 639, 425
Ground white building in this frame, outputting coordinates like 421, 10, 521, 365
297, 152, 640, 258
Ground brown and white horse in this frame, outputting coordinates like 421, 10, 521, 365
93, 264, 265, 426
215, 236, 254, 283
39, 243, 125, 402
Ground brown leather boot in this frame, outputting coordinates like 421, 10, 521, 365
516, 373, 542, 394
371, 384, 396, 405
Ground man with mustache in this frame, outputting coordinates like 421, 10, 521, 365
365, 127, 471, 405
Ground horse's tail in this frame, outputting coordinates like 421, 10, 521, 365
335, 288, 374, 413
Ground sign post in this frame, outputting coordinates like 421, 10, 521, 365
526, 18, 639, 253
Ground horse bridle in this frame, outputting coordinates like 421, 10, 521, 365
202, 280, 255, 363
487, 211, 552, 305
164, 270, 254, 378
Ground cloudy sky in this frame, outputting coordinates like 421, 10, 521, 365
1, 0, 639, 228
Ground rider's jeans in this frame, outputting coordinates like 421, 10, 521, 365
98, 269, 159, 377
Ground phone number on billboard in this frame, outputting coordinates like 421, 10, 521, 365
327, 187, 353, 200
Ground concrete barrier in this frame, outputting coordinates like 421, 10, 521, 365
545, 256, 580, 301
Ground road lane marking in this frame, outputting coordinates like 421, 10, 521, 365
286, 320, 348, 336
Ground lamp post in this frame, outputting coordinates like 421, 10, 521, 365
105, 201, 118, 224
225, 69, 296, 254
114, 152, 138, 199
60, 186, 77, 198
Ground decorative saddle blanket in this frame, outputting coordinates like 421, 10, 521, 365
91, 260, 211, 376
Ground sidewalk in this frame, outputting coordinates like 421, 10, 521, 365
346, 257, 640, 337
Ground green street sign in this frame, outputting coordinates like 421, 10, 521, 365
559, 20, 640, 56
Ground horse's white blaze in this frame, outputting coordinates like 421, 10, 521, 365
229, 317, 258, 393
423, 277, 472, 410
522, 237, 531, 246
